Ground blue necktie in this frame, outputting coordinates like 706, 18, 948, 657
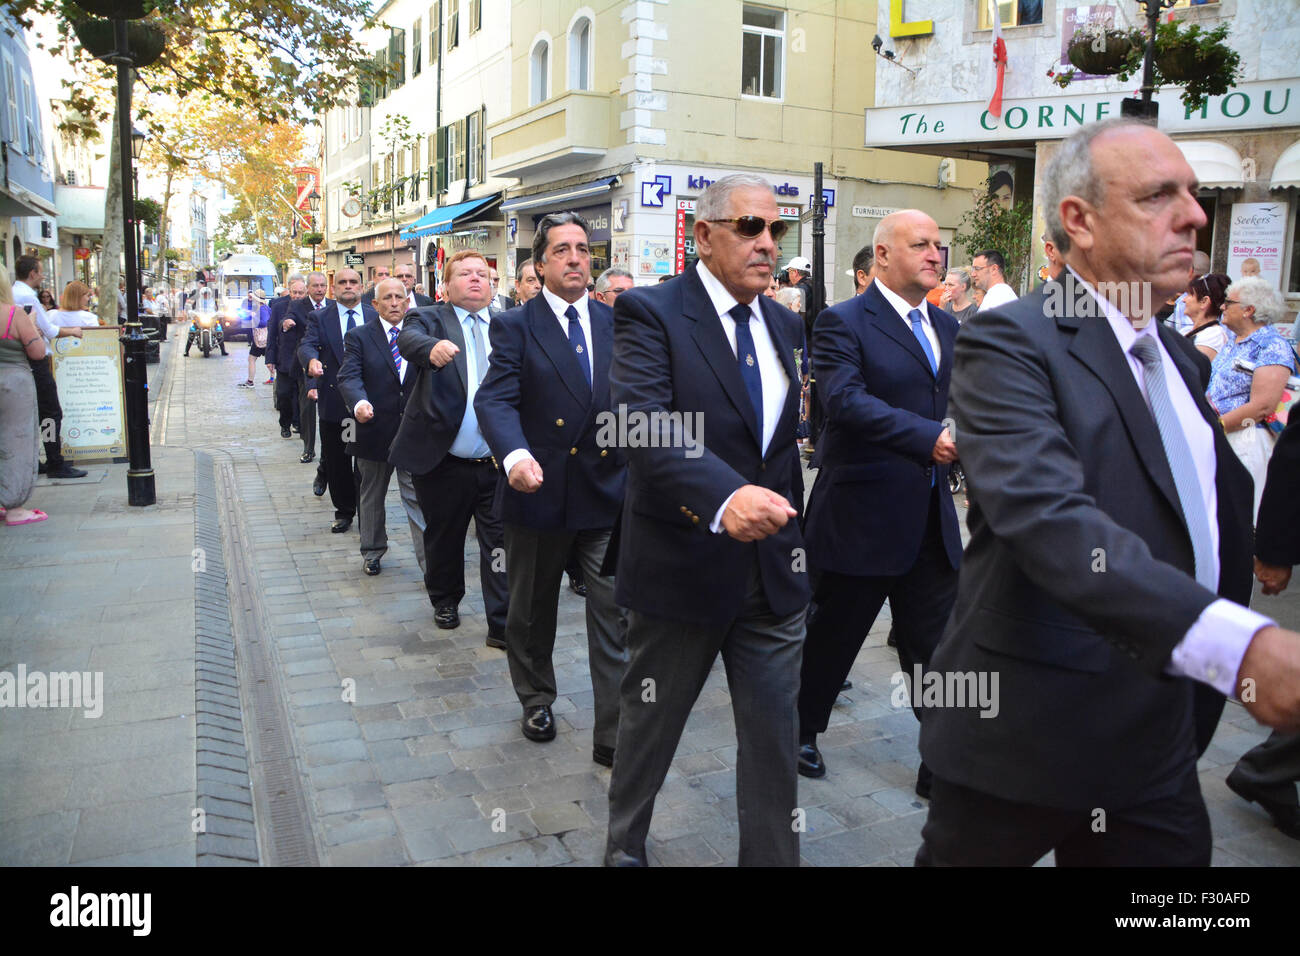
345, 308, 357, 331
908, 308, 937, 375
565, 305, 591, 389
1130, 335, 1217, 590
729, 303, 764, 439
388, 325, 401, 376
909, 309, 939, 486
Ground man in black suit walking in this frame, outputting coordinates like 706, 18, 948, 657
474, 213, 628, 761
391, 251, 508, 646
337, 278, 427, 577
918, 119, 1300, 866
603, 174, 811, 866
795, 210, 962, 792
299, 268, 375, 533
362, 262, 433, 309
289, 273, 332, 497
265, 274, 306, 440
1226, 416, 1300, 840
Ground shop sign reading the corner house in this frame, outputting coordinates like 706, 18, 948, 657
864, 80, 1297, 147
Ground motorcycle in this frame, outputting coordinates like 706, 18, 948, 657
187, 312, 224, 357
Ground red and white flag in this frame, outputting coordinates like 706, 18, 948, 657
988, 0, 1008, 119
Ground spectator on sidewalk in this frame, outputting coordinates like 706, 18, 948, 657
0, 270, 51, 525
972, 249, 1018, 312
239, 289, 272, 388
49, 281, 100, 329
939, 267, 978, 324
1181, 272, 1230, 361
13, 255, 86, 479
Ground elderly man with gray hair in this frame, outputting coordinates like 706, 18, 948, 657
593, 267, 633, 307
917, 117, 1300, 867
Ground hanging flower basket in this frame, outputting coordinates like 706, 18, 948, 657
1067, 29, 1138, 75
73, 18, 166, 68
70, 0, 153, 20
301, 232, 324, 246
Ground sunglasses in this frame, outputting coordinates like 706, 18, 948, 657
706, 216, 790, 243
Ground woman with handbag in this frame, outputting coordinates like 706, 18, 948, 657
0, 270, 52, 525
239, 288, 273, 388
1207, 276, 1296, 520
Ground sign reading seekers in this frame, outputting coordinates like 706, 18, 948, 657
1226, 202, 1289, 289
51, 328, 127, 464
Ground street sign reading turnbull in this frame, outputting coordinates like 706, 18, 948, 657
864, 80, 1298, 148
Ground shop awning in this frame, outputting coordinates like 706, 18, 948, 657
1270, 140, 1300, 191
1175, 140, 1244, 190
400, 194, 501, 241
500, 176, 619, 213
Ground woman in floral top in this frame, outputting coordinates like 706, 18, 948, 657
1207, 276, 1296, 518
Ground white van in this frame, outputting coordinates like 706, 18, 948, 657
216, 251, 278, 341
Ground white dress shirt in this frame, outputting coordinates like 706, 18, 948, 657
334, 301, 363, 343
13, 279, 54, 356
978, 281, 1019, 312
695, 260, 791, 532
501, 287, 594, 475
1070, 267, 1274, 698
873, 277, 941, 366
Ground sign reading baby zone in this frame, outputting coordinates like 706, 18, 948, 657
1227, 202, 1289, 290
51, 328, 127, 464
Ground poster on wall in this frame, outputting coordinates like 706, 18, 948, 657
611, 238, 632, 270
1226, 201, 1288, 289
50, 327, 127, 464
640, 238, 673, 277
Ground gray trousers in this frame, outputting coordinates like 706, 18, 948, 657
503, 524, 627, 749
1230, 731, 1300, 807
354, 457, 426, 572
0, 365, 38, 509
298, 375, 317, 458
605, 560, 807, 866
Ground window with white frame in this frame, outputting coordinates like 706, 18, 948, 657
3, 55, 18, 149
20, 74, 34, 155
446, 0, 459, 52
530, 40, 549, 106
467, 109, 481, 184
351, 104, 361, 139
569, 18, 592, 91
469, 0, 481, 34
741, 5, 784, 99
413, 17, 422, 76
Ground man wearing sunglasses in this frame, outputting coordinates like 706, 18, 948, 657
603, 173, 810, 866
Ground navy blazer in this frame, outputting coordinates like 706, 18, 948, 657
389, 302, 482, 476
921, 273, 1254, 811
298, 300, 376, 423
474, 294, 626, 531
802, 281, 963, 577
337, 317, 413, 462
607, 264, 811, 625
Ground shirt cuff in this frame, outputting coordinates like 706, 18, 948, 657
501, 449, 533, 476
710, 489, 742, 534
1166, 598, 1277, 699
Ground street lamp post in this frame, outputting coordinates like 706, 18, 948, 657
130, 125, 158, 351
307, 189, 321, 272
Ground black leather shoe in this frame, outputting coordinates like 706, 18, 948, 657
281, 427, 292, 438
887, 629, 898, 648
434, 605, 460, 629
363, 557, 381, 576
592, 744, 615, 767
300, 452, 315, 463
568, 576, 589, 598
313, 478, 326, 497
1227, 772, 1300, 840
521, 705, 556, 742
46, 465, 88, 479
604, 847, 647, 867
797, 741, 826, 779
291, 425, 301, 434
485, 630, 506, 649
330, 517, 352, 533
841, 680, 853, 691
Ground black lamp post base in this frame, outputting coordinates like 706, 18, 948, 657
127, 470, 156, 506
1121, 97, 1159, 119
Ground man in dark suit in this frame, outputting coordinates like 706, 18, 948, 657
603, 174, 811, 866
917, 119, 1300, 866
392, 251, 508, 645
290, 273, 332, 497
362, 262, 433, 309
474, 212, 628, 761
337, 278, 427, 577
265, 274, 306, 439
796, 210, 962, 792
299, 268, 375, 533
1226, 416, 1300, 840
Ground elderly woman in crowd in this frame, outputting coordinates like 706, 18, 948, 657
0, 270, 50, 525
1182, 273, 1230, 360
1207, 276, 1297, 519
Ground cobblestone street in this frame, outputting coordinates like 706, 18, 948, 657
2, 328, 1299, 867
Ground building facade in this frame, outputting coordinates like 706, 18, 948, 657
867, 0, 1300, 310
0, 17, 57, 280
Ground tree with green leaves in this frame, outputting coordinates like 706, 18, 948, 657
2, 0, 388, 320
952, 181, 1034, 294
